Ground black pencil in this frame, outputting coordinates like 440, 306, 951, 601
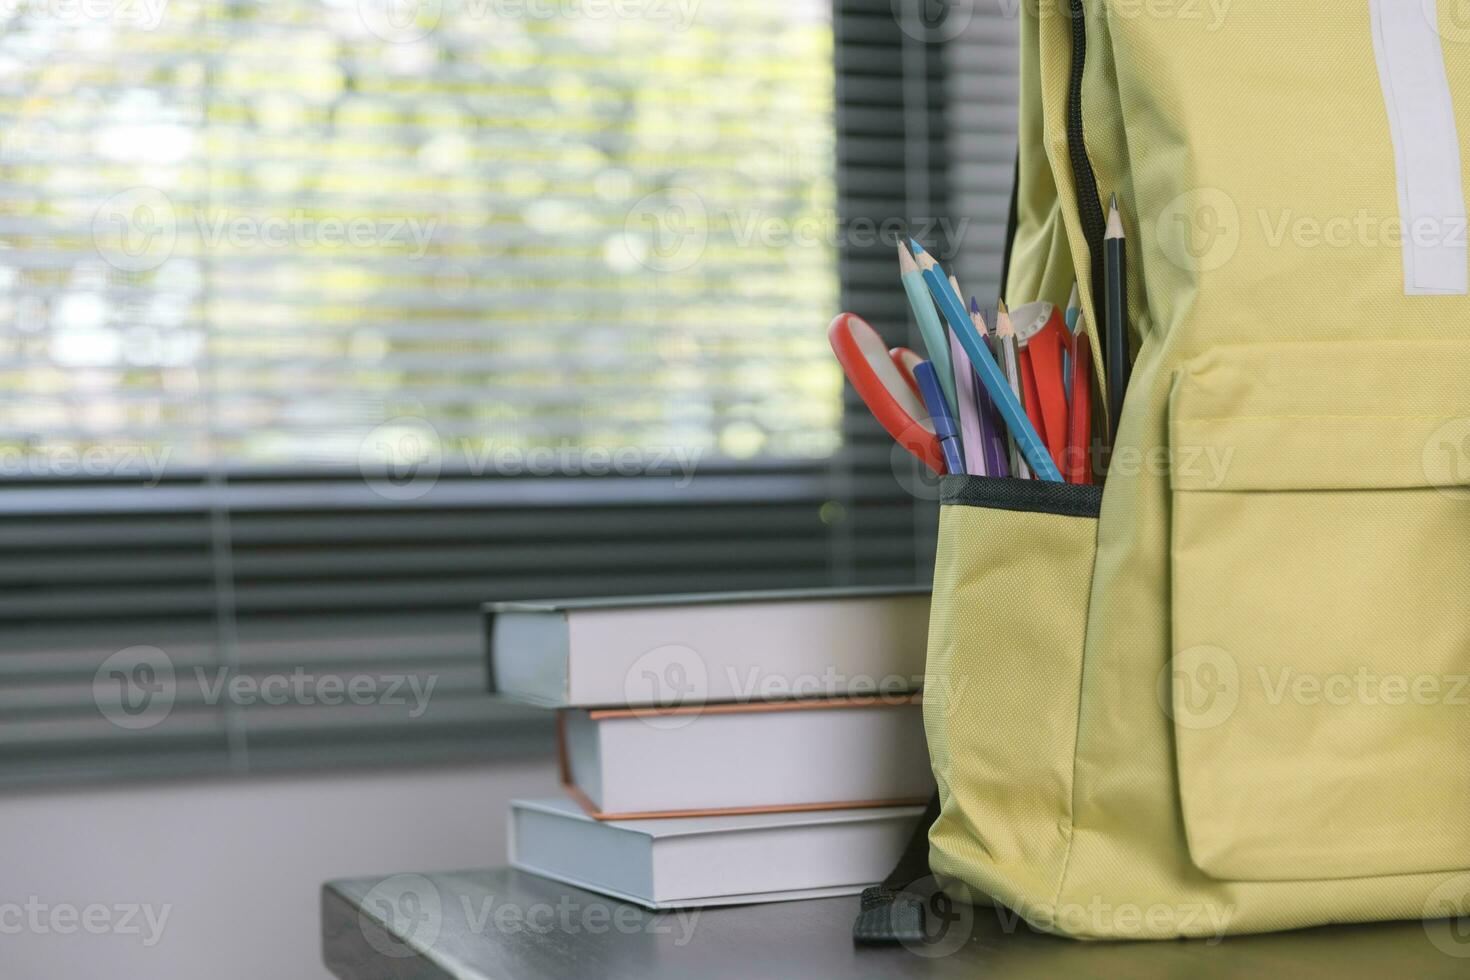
1103, 195, 1131, 444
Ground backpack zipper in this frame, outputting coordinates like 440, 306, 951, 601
1066, 0, 1107, 306
1065, 0, 1110, 441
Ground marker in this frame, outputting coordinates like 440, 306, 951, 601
915, 360, 965, 476
908, 239, 1062, 482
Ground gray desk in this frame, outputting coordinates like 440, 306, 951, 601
322, 867, 1470, 979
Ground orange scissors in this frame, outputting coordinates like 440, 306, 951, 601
888, 346, 925, 398
828, 313, 944, 475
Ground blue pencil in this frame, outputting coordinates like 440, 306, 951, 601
909, 239, 1062, 482
915, 360, 965, 476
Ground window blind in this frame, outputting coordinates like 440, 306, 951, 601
835, 0, 1019, 566
0, 0, 1017, 786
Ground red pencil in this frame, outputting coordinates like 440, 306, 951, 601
1021, 306, 1069, 473
1020, 346, 1045, 451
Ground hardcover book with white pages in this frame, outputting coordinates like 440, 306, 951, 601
558, 694, 933, 819
509, 795, 927, 909
485, 586, 930, 709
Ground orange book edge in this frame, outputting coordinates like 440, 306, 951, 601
555, 695, 928, 821
587, 691, 920, 721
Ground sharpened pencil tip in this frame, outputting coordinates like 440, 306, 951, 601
1105, 197, 1125, 239
969, 297, 988, 336
908, 237, 926, 255
896, 241, 918, 275
996, 297, 1009, 315
1109, 192, 1118, 211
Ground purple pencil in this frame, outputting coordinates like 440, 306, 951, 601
948, 330, 985, 475
970, 297, 1010, 478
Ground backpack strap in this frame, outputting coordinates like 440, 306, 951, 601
851, 792, 941, 944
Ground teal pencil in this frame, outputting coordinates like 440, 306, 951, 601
897, 243, 955, 414
908, 239, 1062, 482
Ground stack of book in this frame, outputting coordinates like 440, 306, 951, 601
485, 586, 934, 909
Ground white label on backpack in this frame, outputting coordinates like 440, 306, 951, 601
1369, 0, 1468, 295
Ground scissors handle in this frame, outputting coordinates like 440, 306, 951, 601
828, 313, 945, 476
888, 347, 924, 398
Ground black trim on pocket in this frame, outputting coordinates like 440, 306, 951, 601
941, 475, 1102, 519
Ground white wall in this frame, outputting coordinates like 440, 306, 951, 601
0, 757, 561, 980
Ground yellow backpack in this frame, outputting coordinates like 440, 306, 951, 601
864, 0, 1470, 942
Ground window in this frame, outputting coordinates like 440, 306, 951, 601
0, 0, 1015, 784
3, 0, 841, 467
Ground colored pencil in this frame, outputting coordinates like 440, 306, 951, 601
909, 239, 1061, 481
897, 243, 956, 415
1067, 322, 1094, 485
948, 329, 984, 475
994, 300, 1032, 481
1063, 281, 1079, 404
1017, 303, 1069, 472
947, 274, 966, 314
1020, 341, 1045, 452
970, 297, 1009, 478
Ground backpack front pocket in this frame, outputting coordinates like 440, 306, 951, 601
1167, 340, 1470, 882
925, 475, 1101, 918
